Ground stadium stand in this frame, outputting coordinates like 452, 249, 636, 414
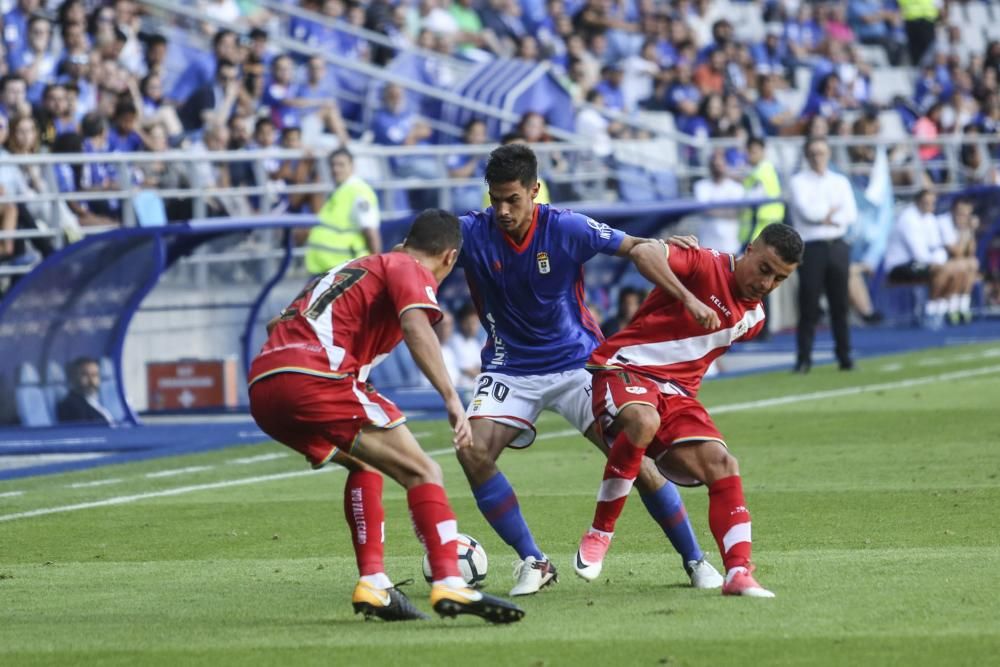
1, 0, 1000, 430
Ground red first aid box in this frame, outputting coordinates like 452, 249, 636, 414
146, 359, 239, 411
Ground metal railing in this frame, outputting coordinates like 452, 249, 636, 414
2, 131, 996, 277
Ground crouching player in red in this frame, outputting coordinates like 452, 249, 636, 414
248, 209, 524, 623
574, 223, 803, 597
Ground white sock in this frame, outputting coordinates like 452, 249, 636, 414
587, 527, 614, 539
360, 572, 393, 590
433, 576, 468, 589
960, 293, 971, 313
928, 299, 947, 316
948, 295, 961, 314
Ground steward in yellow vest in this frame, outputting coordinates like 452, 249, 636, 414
305, 148, 382, 275
740, 137, 785, 245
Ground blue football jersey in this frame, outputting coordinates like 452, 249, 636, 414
459, 204, 625, 375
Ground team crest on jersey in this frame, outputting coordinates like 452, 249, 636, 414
733, 319, 749, 338
536, 251, 551, 274
624, 386, 648, 395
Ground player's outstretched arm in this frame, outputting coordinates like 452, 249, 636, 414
629, 241, 721, 330
400, 309, 473, 448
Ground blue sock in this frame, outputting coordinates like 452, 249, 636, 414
473, 472, 543, 561
640, 481, 703, 564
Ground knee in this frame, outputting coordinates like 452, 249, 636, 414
622, 407, 659, 446
707, 448, 740, 481
408, 456, 443, 487
455, 440, 496, 483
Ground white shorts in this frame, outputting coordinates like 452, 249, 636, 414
466, 368, 595, 448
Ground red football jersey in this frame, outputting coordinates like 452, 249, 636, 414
249, 252, 442, 385
587, 246, 765, 397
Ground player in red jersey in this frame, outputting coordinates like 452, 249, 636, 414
248, 209, 524, 624
574, 223, 804, 597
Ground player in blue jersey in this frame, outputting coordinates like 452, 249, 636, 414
455, 144, 724, 596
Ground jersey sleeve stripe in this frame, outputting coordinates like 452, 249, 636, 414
398, 303, 443, 317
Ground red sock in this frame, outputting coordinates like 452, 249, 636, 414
407, 483, 461, 581
343, 471, 385, 577
591, 432, 646, 533
708, 475, 752, 571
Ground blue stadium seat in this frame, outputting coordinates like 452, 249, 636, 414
15, 362, 53, 427
133, 191, 168, 227
44, 360, 68, 421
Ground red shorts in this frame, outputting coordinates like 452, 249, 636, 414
591, 369, 725, 486
248, 372, 405, 467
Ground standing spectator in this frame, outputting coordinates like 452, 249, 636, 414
302, 148, 382, 275
692, 149, 746, 255
789, 137, 857, 373
446, 118, 488, 214
897, 0, 938, 66
741, 136, 785, 244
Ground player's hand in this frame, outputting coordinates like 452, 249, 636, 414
445, 397, 473, 449
684, 295, 721, 329
665, 234, 699, 249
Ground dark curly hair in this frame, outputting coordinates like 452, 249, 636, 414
484, 143, 538, 188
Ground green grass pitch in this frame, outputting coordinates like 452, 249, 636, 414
2, 343, 1000, 666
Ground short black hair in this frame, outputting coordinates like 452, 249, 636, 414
747, 136, 765, 150
499, 131, 524, 144
213, 29, 236, 51
68, 356, 99, 374
951, 197, 973, 212
485, 143, 537, 187
404, 208, 462, 255
757, 223, 803, 265
80, 112, 106, 138
330, 146, 353, 162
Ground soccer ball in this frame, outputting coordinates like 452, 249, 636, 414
422, 533, 488, 588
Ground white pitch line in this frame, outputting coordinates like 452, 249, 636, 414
709, 364, 1000, 415
68, 478, 123, 489
228, 453, 291, 465
145, 466, 213, 479
0, 490, 24, 498
878, 363, 903, 372
2, 364, 999, 524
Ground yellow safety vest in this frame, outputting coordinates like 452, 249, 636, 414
898, 0, 937, 22
305, 176, 379, 275
482, 178, 551, 208
740, 161, 785, 244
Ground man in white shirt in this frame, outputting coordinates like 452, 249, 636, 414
789, 137, 858, 373
693, 150, 746, 255
884, 190, 979, 326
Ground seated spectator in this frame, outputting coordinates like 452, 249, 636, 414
959, 124, 1000, 186
178, 59, 241, 133
621, 39, 662, 111
914, 101, 945, 182
250, 117, 288, 213
35, 83, 77, 148
78, 112, 122, 220
290, 55, 349, 146
12, 16, 57, 105
371, 82, 440, 210
0, 186, 17, 260
57, 356, 114, 425
692, 149, 746, 255
575, 88, 623, 160
107, 99, 146, 152
848, 0, 904, 66
937, 197, 981, 324
883, 189, 978, 326
755, 73, 796, 136
3, 0, 35, 68
132, 73, 183, 140
50, 132, 117, 227
693, 47, 726, 96
275, 126, 318, 213
190, 121, 252, 217
136, 122, 192, 221
600, 286, 646, 338
447, 118, 488, 213
821, 3, 854, 44
169, 28, 240, 104
593, 63, 625, 112
447, 301, 482, 391
0, 75, 32, 119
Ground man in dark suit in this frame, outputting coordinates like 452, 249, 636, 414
56, 357, 113, 425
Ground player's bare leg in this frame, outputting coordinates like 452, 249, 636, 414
583, 424, 722, 588
659, 441, 774, 598
457, 419, 557, 596
345, 425, 524, 623
575, 404, 659, 581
